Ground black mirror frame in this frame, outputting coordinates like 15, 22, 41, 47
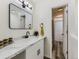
9, 3, 33, 30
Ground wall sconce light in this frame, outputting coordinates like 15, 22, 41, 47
18, 0, 32, 9
18, 0, 26, 8
28, 4, 32, 10
26, 2, 32, 10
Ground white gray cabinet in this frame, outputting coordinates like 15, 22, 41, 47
26, 39, 44, 59
0, 38, 44, 59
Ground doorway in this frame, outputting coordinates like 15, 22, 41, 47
52, 6, 68, 59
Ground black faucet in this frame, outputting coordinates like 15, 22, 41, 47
23, 31, 30, 38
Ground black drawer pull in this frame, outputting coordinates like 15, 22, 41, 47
37, 49, 40, 56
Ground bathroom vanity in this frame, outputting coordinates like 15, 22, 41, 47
0, 36, 45, 59
0, 3, 45, 59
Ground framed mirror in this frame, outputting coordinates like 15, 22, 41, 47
9, 3, 33, 29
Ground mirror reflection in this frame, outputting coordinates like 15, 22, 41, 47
9, 3, 33, 29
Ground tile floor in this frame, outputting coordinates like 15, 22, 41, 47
52, 41, 65, 59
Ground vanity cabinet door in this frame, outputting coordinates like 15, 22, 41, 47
26, 40, 44, 59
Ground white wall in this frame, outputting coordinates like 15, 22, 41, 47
0, 0, 33, 40
33, 0, 67, 58
68, 0, 78, 59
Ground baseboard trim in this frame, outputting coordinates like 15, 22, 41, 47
44, 56, 50, 59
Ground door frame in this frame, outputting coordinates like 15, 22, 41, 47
51, 5, 68, 59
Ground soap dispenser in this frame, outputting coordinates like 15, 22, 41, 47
40, 23, 44, 36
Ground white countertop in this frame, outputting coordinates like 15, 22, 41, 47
0, 36, 45, 59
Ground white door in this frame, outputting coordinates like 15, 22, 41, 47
54, 17, 63, 41
63, 6, 68, 59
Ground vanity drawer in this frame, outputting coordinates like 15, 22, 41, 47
26, 39, 44, 59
